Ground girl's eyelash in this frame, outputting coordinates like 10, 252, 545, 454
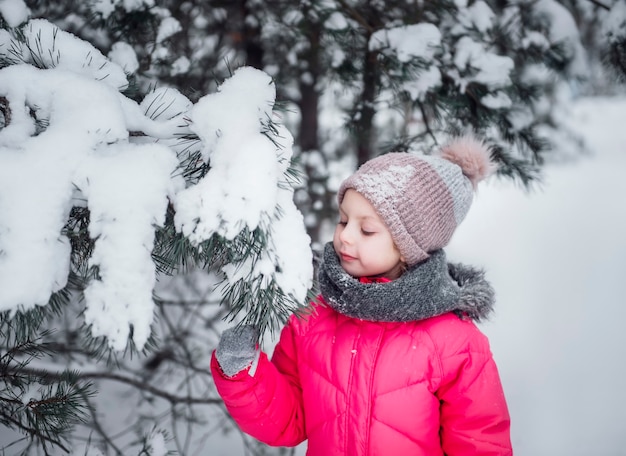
337, 219, 374, 235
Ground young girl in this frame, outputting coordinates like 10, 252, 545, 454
211, 135, 512, 455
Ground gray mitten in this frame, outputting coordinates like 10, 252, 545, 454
215, 325, 259, 377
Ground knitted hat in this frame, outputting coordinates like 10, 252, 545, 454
337, 135, 496, 266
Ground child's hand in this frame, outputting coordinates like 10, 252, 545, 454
215, 325, 259, 377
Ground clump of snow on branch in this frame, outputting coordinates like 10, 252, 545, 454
91, 0, 155, 20
369, 23, 442, 101
156, 16, 182, 44
0, 0, 29, 28
453, 37, 514, 91
175, 68, 279, 240
75, 143, 181, 351
0, 63, 183, 351
450, 0, 496, 35
533, 0, 588, 79
446, 1, 514, 109
108, 41, 140, 73
175, 67, 313, 304
370, 23, 441, 64
15, 19, 129, 91
603, 1, 626, 41
0, 18, 313, 350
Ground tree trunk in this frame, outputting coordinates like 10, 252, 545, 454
298, 26, 321, 152
356, 47, 378, 166
239, 0, 264, 69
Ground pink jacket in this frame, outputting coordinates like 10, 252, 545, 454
211, 298, 512, 455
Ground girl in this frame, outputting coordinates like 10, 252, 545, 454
211, 135, 512, 455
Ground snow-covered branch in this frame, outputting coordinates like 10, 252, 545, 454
0, 19, 313, 351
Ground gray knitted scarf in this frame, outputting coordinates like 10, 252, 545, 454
318, 242, 494, 323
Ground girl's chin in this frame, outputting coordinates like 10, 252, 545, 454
340, 262, 361, 277
341, 263, 382, 279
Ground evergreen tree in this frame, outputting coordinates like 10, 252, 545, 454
248, 0, 626, 247
0, 2, 312, 454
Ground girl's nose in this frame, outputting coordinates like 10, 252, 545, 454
339, 224, 353, 244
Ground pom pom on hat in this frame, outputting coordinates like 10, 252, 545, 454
439, 135, 497, 189
338, 134, 496, 266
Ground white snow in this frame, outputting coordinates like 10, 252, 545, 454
0, 25, 313, 350
453, 36, 514, 91
174, 67, 281, 241
369, 23, 441, 63
452, 0, 495, 34
369, 24, 443, 100
466, 1, 495, 33
481, 91, 512, 109
0, 64, 184, 350
156, 16, 182, 44
446, 96, 626, 456
175, 67, 313, 304
402, 65, 442, 102
108, 41, 140, 73
170, 55, 190, 75
76, 142, 181, 351
145, 429, 168, 456
603, 0, 626, 39
17, 19, 129, 91
325, 12, 348, 30
534, 0, 588, 79
0, 0, 29, 28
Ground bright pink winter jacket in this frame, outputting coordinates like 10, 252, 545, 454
211, 297, 512, 455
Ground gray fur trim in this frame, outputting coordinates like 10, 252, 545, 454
447, 262, 495, 321
318, 242, 494, 323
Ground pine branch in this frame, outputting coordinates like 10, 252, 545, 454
416, 100, 437, 143
336, 0, 375, 34
0, 370, 92, 454
0, 410, 70, 453
0, 95, 10, 127
78, 392, 124, 456
12, 366, 222, 406
588, 0, 610, 10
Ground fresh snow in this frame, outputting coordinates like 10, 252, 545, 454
0, 20, 313, 351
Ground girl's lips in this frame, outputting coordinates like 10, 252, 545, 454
340, 252, 356, 261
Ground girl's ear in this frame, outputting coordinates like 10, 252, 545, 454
397, 246, 406, 264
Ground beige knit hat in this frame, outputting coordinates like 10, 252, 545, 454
337, 135, 496, 266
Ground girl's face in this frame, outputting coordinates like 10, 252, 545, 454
333, 189, 406, 280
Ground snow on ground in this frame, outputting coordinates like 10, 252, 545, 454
446, 96, 626, 456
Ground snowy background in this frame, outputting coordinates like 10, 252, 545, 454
446, 95, 626, 456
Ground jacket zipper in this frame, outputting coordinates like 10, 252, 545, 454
344, 326, 361, 454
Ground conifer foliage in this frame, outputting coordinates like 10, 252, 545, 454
0, 1, 312, 454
